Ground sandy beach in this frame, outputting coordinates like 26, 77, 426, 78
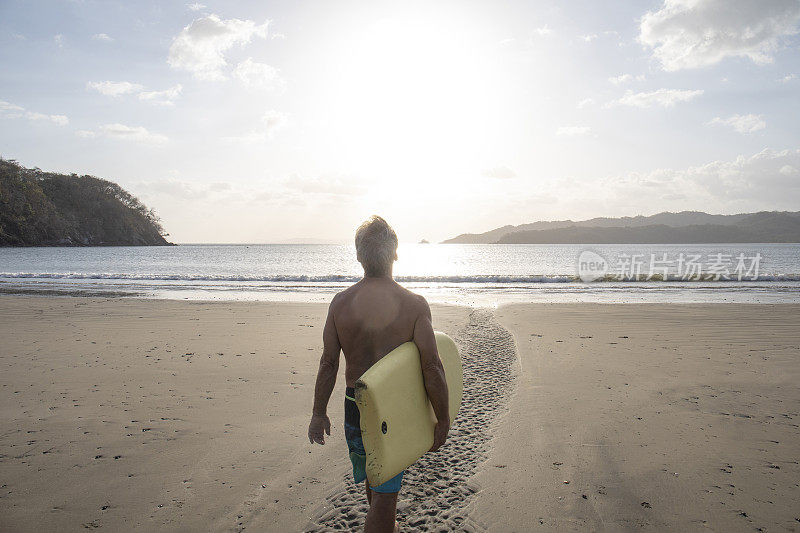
1, 296, 799, 531
473, 304, 800, 531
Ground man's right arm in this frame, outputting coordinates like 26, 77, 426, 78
308, 296, 341, 445
413, 297, 450, 452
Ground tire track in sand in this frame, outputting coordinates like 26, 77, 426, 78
306, 309, 517, 532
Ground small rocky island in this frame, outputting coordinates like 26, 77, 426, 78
0, 158, 171, 246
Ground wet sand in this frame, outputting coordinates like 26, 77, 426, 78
1, 297, 799, 531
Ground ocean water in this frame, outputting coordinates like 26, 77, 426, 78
1, 243, 799, 304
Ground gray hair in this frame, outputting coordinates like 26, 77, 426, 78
355, 215, 398, 277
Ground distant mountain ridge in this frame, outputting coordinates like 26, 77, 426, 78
0, 158, 171, 246
443, 211, 800, 244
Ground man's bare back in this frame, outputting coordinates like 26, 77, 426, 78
332, 277, 430, 387
311, 276, 448, 448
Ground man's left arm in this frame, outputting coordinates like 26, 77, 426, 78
308, 299, 341, 445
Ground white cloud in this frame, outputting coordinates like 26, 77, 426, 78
187, 2, 206, 11
54, 34, 63, 48
100, 124, 167, 143
168, 14, 270, 80
534, 25, 553, 36
568, 148, 800, 212
577, 98, 594, 109
610, 88, 703, 108
284, 174, 367, 197
640, 148, 800, 203
136, 174, 362, 210
136, 178, 214, 200
609, 74, 646, 84
482, 166, 517, 179
224, 110, 287, 143
780, 73, 798, 82
209, 182, 232, 192
0, 99, 68, 125
92, 33, 113, 42
25, 112, 69, 126
640, 0, 800, 71
87, 80, 182, 105
87, 80, 144, 96
138, 84, 183, 106
579, 33, 598, 42
233, 58, 285, 90
271, 32, 286, 40
707, 113, 766, 134
0, 100, 24, 113
262, 110, 287, 134
77, 123, 168, 143
556, 126, 592, 137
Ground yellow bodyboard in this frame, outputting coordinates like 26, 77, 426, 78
354, 332, 462, 486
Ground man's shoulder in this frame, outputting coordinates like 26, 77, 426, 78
397, 285, 430, 311
330, 287, 352, 307
329, 280, 428, 311
329, 282, 363, 308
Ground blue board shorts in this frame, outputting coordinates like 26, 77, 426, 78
344, 387, 404, 493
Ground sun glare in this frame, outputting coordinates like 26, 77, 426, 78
319, 10, 509, 186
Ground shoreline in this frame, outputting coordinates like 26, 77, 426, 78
4, 280, 800, 306
1, 296, 798, 531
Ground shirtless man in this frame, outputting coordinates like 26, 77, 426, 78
308, 216, 450, 533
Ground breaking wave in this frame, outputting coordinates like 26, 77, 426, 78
2, 272, 799, 283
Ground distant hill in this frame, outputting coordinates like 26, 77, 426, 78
0, 158, 171, 246
444, 211, 800, 244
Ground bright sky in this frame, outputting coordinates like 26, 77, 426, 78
1, 0, 799, 243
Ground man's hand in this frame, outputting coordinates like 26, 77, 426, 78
430, 419, 450, 452
308, 413, 331, 445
